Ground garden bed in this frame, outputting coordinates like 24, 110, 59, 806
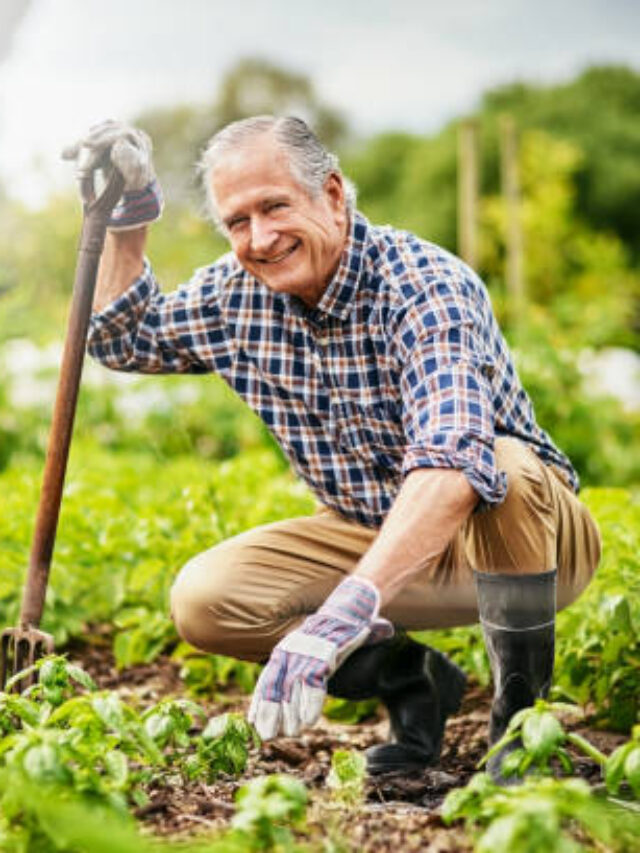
71, 640, 628, 851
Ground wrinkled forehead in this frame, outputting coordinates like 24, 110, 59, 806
210, 133, 307, 213
212, 131, 295, 184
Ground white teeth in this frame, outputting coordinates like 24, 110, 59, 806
261, 243, 298, 263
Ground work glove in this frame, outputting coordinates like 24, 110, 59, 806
248, 575, 393, 740
62, 119, 163, 230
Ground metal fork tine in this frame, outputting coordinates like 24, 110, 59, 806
0, 627, 55, 692
0, 632, 12, 690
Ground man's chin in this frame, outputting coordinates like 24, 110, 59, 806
253, 269, 298, 294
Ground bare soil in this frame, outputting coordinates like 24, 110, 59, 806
70, 639, 627, 852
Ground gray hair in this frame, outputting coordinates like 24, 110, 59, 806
198, 115, 356, 231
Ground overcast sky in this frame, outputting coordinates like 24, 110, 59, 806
0, 0, 638, 205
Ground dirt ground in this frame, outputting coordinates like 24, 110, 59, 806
72, 640, 627, 852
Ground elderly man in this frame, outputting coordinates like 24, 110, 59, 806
68, 116, 600, 781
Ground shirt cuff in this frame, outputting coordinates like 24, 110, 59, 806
89, 259, 156, 339
402, 441, 507, 509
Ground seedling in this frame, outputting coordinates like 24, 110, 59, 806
480, 700, 607, 780
327, 749, 367, 807
605, 724, 640, 799
232, 774, 309, 850
443, 774, 640, 853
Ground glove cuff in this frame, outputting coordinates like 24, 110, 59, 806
319, 575, 382, 626
108, 177, 164, 231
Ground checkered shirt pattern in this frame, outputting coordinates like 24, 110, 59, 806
88, 210, 578, 528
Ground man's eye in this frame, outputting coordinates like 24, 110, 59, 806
228, 218, 248, 231
269, 202, 288, 211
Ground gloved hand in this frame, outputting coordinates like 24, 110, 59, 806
248, 575, 393, 740
62, 119, 163, 230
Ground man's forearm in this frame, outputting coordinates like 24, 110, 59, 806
94, 228, 148, 313
355, 468, 479, 606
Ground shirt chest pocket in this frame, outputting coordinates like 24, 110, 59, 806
329, 398, 405, 470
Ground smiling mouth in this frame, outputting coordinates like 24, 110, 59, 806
257, 241, 300, 265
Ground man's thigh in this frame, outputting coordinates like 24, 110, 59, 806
170, 509, 375, 660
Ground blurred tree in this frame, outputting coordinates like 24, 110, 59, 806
0, 194, 80, 342
132, 104, 215, 208
135, 58, 348, 208
214, 58, 347, 145
345, 128, 458, 250
480, 130, 638, 350
349, 64, 640, 267
480, 66, 640, 262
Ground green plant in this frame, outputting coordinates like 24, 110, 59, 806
6, 654, 97, 705
554, 489, 640, 732
185, 712, 259, 783
0, 656, 264, 843
326, 749, 367, 807
0, 444, 314, 664
442, 773, 640, 853
231, 774, 309, 851
322, 697, 379, 724
605, 725, 640, 800
480, 701, 607, 782
173, 642, 261, 695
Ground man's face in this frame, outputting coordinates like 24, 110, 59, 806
211, 133, 349, 307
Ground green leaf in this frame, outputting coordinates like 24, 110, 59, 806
601, 595, 633, 633
23, 744, 71, 785
92, 694, 125, 731
623, 747, 640, 798
323, 697, 379, 723
104, 751, 129, 788
202, 712, 232, 741
522, 712, 565, 761
327, 749, 366, 805
66, 664, 97, 691
501, 747, 527, 778
605, 744, 630, 794
144, 712, 173, 743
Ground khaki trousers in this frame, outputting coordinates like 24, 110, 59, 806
170, 438, 601, 662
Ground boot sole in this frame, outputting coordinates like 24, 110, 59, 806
366, 745, 436, 776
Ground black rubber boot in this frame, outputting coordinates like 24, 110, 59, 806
327, 634, 467, 775
474, 569, 557, 785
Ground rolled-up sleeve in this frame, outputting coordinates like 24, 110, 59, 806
87, 261, 233, 376
396, 289, 507, 507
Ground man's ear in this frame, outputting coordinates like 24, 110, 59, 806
324, 172, 347, 220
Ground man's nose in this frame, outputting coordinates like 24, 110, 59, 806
250, 217, 278, 254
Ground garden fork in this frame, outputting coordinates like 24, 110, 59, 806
1, 162, 124, 690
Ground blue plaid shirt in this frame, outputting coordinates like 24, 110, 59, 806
88, 211, 578, 528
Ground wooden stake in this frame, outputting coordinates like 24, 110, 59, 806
499, 115, 525, 329
457, 119, 479, 268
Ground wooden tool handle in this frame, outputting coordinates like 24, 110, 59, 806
19, 168, 125, 628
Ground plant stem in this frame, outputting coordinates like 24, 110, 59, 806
566, 732, 607, 766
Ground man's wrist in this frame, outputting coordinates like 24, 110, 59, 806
319, 575, 381, 625
94, 229, 148, 313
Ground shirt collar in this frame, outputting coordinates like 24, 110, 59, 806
312, 210, 369, 321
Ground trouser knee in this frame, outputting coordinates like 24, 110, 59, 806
169, 539, 303, 663
170, 561, 233, 656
